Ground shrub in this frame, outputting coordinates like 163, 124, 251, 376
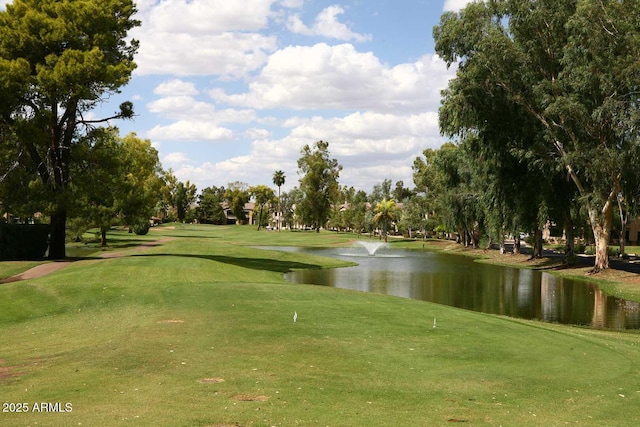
132, 221, 150, 235
574, 243, 586, 254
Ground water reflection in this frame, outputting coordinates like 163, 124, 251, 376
275, 246, 640, 330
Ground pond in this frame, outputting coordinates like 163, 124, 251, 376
266, 245, 640, 330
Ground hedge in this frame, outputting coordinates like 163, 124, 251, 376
0, 223, 50, 260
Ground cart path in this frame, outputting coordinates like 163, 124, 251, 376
0, 237, 175, 284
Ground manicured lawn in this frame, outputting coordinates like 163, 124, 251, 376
1, 224, 639, 426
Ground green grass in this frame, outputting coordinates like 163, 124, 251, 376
0, 261, 44, 280
1, 224, 640, 426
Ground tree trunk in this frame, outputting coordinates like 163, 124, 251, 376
563, 210, 575, 264
531, 228, 543, 259
100, 226, 108, 247
513, 235, 521, 255
257, 205, 263, 231
590, 206, 613, 272
48, 210, 67, 260
618, 197, 627, 256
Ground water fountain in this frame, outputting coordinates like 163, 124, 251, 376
355, 240, 387, 256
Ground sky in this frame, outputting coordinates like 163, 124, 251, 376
2, 0, 477, 193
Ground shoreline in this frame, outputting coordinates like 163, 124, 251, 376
404, 238, 640, 302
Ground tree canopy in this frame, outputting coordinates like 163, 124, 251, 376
434, 0, 640, 271
297, 141, 342, 232
0, 0, 140, 258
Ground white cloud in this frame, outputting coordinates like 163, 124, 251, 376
140, 0, 275, 33
147, 121, 234, 142
279, 0, 304, 8
154, 79, 199, 96
244, 128, 272, 139
287, 5, 372, 42
443, 0, 482, 12
133, 31, 277, 77
147, 95, 256, 124
169, 110, 443, 191
130, 0, 279, 77
162, 152, 192, 166
211, 44, 455, 113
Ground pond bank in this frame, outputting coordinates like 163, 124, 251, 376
404, 238, 640, 302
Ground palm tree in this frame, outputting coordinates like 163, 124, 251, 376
272, 170, 285, 231
372, 198, 398, 243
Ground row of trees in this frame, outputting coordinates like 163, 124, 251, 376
3, 0, 639, 273
430, 0, 640, 271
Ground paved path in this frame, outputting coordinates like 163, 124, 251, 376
0, 238, 174, 284
0, 261, 73, 284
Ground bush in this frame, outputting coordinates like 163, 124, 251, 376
574, 243, 586, 254
0, 223, 50, 260
132, 221, 150, 235
585, 246, 596, 255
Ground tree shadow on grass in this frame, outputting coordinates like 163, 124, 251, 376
129, 253, 323, 273
149, 234, 220, 240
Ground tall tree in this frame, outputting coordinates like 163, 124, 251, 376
272, 170, 285, 231
224, 181, 250, 225
297, 141, 342, 232
280, 187, 302, 230
71, 129, 163, 246
250, 185, 275, 231
0, 0, 139, 259
174, 181, 197, 222
435, 0, 640, 271
195, 186, 226, 225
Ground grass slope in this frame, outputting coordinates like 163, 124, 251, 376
1, 224, 639, 426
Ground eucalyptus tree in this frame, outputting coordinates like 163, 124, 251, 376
435, 0, 640, 271
433, 142, 484, 247
297, 141, 342, 232
0, 0, 140, 259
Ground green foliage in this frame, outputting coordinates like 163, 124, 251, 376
69, 130, 163, 246
372, 198, 398, 242
0, 223, 49, 260
249, 184, 275, 230
297, 140, 342, 231
433, 0, 640, 270
0, 0, 140, 259
195, 186, 226, 225
224, 181, 250, 224
132, 222, 150, 236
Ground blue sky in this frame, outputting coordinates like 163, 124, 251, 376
4, 0, 475, 193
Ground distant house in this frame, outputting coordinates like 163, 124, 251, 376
221, 202, 255, 225
625, 218, 640, 245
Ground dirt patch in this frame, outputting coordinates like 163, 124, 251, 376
151, 226, 175, 231
0, 361, 24, 380
157, 319, 185, 324
199, 378, 225, 384
232, 394, 268, 402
